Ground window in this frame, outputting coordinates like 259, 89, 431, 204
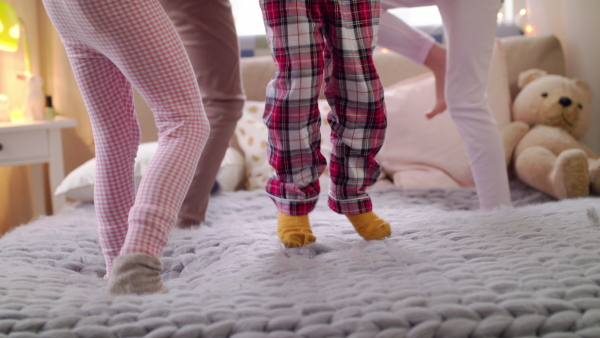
230, 0, 518, 38
230, 0, 265, 36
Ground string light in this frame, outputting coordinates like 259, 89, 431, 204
381, 48, 389, 54
520, 9, 527, 16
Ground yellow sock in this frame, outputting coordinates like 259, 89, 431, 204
346, 211, 391, 240
277, 212, 316, 248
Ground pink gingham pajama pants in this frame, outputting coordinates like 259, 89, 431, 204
260, 0, 387, 216
42, 0, 209, 275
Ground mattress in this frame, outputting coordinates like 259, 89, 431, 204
2, 183, 600, 337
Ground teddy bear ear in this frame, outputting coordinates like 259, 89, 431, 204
518, 68, 548, 89
573, 78, 592, 102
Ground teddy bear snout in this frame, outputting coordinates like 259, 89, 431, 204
562, 107, 578, 125
559, 97, 572, 107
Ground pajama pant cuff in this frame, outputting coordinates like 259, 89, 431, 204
268, 194, 319, 216
328, 194, 372, 215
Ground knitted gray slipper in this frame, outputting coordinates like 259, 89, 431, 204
107, 253, 167, 295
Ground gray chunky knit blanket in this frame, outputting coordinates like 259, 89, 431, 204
2, 183, 600, 337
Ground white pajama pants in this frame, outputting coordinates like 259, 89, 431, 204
42, 0, 210, 275
379, 0, 512, 210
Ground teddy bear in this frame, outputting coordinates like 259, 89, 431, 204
502, 68, 600, 199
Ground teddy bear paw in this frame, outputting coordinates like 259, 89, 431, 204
551, 149, 590, 199
589, 159, 600, 194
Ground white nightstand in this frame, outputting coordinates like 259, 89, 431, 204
0, 117, 77, 215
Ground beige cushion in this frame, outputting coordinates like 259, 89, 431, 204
500, 34, 566, 101
240, 50, 429, 102
376, 39, 512, 189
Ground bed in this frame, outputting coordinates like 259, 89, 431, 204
3, 181, 600, 337
3, 34, 600, 337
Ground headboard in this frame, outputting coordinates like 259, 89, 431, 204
238, 34, 566, 102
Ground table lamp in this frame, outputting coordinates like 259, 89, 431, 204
0, 1, 40, 121
0, 0, 30, 74
0, 1, 18, 51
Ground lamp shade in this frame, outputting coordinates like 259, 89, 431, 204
0, 1, 19, 53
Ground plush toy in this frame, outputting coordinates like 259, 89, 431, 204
502, 68, 599, 199
22, 75, 45, 121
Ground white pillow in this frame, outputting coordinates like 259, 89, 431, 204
56, 142, 248, 201
55, 142, 158, 202
216, 147, 245, 192
54, 158, 97, 203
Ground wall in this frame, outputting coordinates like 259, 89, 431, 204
1, 0, 158, 235
525, 0, 600, 154
0, 0, 42, 235
45, 9, 95, 175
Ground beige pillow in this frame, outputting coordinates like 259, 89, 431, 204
376, 39, 511, 189
235, 100, 334, 190
235, 101, 273, 190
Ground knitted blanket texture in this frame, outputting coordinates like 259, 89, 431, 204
2, 184, 600, 338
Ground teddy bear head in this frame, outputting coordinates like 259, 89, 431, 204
512, 68, 592, 140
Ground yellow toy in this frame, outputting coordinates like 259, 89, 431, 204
502, 68, 599, 199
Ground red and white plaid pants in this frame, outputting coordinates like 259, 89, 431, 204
260, 0, 387, 216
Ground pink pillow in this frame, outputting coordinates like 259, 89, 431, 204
376, 39, 511, 189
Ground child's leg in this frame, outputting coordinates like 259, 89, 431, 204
105, 4, 209, 257
43, 2, 140, 275
322, 0, 390, 240
159, 0, 245, 227
68, 56, 139, 275
259, 0, 327, 215
259, 0, 328, 246
378, 3, 446, 116
378, 3, 435, 65
43, 1, 209, 280
436, 0, 512, 210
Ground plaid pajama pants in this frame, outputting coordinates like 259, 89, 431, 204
260, 0, 387, 216
42, 0, 209, 275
